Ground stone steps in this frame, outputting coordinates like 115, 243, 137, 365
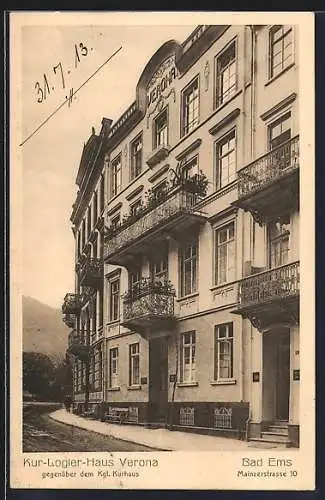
248, 421, 291, 447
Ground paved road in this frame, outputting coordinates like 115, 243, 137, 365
23, 403, 156, 452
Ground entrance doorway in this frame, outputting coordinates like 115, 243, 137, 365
149, 336, 168, 424
275, 330, 290, 420
263, 328, 290, 422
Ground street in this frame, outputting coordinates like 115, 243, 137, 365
23, 403, 157, 452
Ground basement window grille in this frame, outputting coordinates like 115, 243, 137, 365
128, 407, 139, 424
180, 407, 195, 426
214, 407, 232, 429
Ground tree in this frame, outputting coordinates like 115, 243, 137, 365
23, 352, 56, 401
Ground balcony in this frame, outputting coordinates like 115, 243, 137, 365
62, 293, 82, 315
104, 185, 207, 267
121, 278, 177, 335
67, 330, 89, 361
63, 313, 76, 328
233, 136, 299, 224
78, 257, 103, 288
232, 261, 300, 331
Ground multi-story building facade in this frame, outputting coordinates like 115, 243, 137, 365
63, 24, 300, 447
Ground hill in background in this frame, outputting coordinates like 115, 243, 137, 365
23, 295, 69, 364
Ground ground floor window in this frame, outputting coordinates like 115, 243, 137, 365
180, 331, 196, 383
109, 347, 119, 388
129, 343, 140, 386
214, 322, 234, 380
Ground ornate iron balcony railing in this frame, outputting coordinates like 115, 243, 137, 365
238, 261, 300, 308
237, 136, 299, 199
79, 257, 103, 286
122, 277, 176, 323
104, 187, 204, 259
63, 313, 76, 328
68, 330, 89, 361
62, 293, 82, 315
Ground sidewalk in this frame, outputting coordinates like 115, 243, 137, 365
50, 409, 280, 451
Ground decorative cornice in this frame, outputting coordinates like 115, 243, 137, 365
208, 108, 240, 136
104, 268, 122, 279
126, 184, 144, 201
260, 93, 297, 122
207, 205, 239, 226
148, 164, 170, 183
107, 202, 122, 217
175, 138, 202, 161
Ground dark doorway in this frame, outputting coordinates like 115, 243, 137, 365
149, 336, 168, 424
275, 329, 290, 420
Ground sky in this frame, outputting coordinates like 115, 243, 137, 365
20, 18, 196, 309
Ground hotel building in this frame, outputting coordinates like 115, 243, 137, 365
62, 24, 300, 447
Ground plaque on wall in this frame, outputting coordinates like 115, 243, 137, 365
252, 372, 260, 382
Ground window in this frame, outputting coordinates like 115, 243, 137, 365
215, 222, 235, 285
87, 207, 91, 237
130, 198, 143, 217
216, 41, 237, 107
92, 295, 97, 341
151, 245, 168, 284
129, 343, 140, 386
154, 108, 168, 148
214, 323, 234, 380
269, 25, 293, 79
153, 180, 167, 199
100, 175, 105, 212
81, 220, 86, 248
77, 231, 81, 258
179, 239, 198, 296
181, 155, 199, 180
215, 130, 236, 189
110, 155, 122, 197
180, 331, 196, 383
269, 112, 291, 150
111, 213, 120, 231
109, 278, 120, 322
129, 266, 142, 295
109, 347, 119, 388
98, 289, 103, 327
93, 192, 98, 227
130, 134, 143, 180
182, 77, 199, 136
94, 348, 102, 390
268, 216, 290, 268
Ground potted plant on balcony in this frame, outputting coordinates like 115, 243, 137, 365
181, 170, 209, 197
144, 185, 169, 211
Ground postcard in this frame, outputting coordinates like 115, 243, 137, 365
9, 11, 315, 490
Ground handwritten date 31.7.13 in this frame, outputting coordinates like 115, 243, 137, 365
34, 42, 91, 106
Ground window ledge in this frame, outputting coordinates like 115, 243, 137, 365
177, 292, 199, 302
177, 382, 199, 388
106, 320, 120, 327
210, 281, 237, 292
146, 145, 170, 168
265, 62, 295, 87
211, 379, 237, 386
127, 385, 142, 391
107, 386, 120, 392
